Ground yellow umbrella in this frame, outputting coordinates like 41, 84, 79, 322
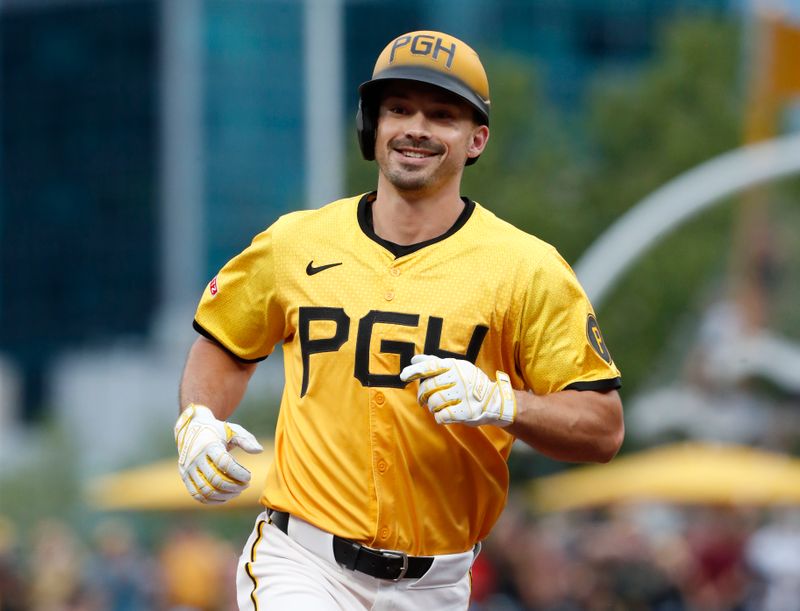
87, 440, 274, 511
529, 442, 800, 512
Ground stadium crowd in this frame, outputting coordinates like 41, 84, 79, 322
1, 501, 798, 611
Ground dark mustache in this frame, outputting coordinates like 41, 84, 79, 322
390, 138, 444, 155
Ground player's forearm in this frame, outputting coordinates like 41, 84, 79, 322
179, 337, 258, 419
506, 389, 624, 463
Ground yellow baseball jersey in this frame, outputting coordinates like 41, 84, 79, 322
194, 193, 620, 556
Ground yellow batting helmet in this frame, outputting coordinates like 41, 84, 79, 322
357, 30, 491, 166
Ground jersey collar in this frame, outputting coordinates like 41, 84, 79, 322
357, 192, 476, 258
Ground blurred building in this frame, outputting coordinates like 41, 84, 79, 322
0, 0, 732, 426
0, 0, 306, 421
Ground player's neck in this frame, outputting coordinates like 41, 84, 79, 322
372, 177, 465, 246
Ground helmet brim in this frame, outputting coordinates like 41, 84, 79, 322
358, 65, 490, 126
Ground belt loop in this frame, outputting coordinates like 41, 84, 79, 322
266, 509, 289, 534
344, 541, 361, 571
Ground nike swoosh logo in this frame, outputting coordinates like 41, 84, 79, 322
306, 260, 343, 276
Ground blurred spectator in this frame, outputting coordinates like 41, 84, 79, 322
469, 552, 498, 608
0, 515, 26, 611
746, 508, 800, 611
478, 500, 580, 610
681, 507, 754, 611
158, 522, 237, 611
27, 518, 96, 611
7, 503, 800, 610
83, 519, 158, 611
574, 505, 686, 611
513, 521, 577, 610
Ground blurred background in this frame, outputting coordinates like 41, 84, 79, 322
1, 0, 799, 609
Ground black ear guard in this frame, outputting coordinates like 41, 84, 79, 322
356, 98, 377, 161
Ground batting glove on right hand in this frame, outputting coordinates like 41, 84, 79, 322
399, 354, 517, 427
174, 404, 263, 504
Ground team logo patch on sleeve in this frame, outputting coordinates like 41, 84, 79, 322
586, 314, 612, 364
209, 276, 218, 297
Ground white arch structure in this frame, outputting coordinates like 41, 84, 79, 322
574, 132, 800, 307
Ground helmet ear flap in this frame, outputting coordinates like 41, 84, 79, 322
356, 98, 377, 161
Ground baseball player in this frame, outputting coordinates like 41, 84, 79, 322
175, 30, 624, 610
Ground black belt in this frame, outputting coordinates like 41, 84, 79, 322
268, 510, 434, 581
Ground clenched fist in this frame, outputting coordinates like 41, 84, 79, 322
400, 355, 516, 427
174, 404, 263, 504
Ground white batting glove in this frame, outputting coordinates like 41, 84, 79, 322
399, 354, 517, 427
174, 404, 263, 504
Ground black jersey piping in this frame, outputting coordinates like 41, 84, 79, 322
357, 191, 475, 258
193, 320, 269, 364
564, 377, 622, 392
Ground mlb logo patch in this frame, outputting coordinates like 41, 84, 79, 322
209, 276, 218, 297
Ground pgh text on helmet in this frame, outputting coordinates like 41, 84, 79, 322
357, 31, 491, 166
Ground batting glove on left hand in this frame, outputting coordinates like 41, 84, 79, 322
174, 404, 263, 504
399, 355, 517, 427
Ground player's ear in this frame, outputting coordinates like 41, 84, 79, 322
466, 125, 489, 161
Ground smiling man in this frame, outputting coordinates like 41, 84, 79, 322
373, 83, 486, 193
175, 30, 624, 610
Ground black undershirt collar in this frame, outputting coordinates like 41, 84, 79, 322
356, 191, 475, 258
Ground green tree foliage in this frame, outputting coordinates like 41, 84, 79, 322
584, 18, 744, 397
768, 179, 800, 340
461, 54, 591, 261
586, 18, 742, 217
0, 422, 82, 528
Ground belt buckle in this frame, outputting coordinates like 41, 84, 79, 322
378, 549, 409, 581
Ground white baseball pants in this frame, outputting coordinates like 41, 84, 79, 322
236, 511, 475, 610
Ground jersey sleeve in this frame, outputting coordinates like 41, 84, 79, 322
517, 247, 621, 395
193, 226, 285, 362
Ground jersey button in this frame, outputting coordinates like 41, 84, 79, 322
374, 392, 385, 405
389, 267, 401, 277
384, 290, 395, 301
377, 460, 387, 473
380, 526, 390, 539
